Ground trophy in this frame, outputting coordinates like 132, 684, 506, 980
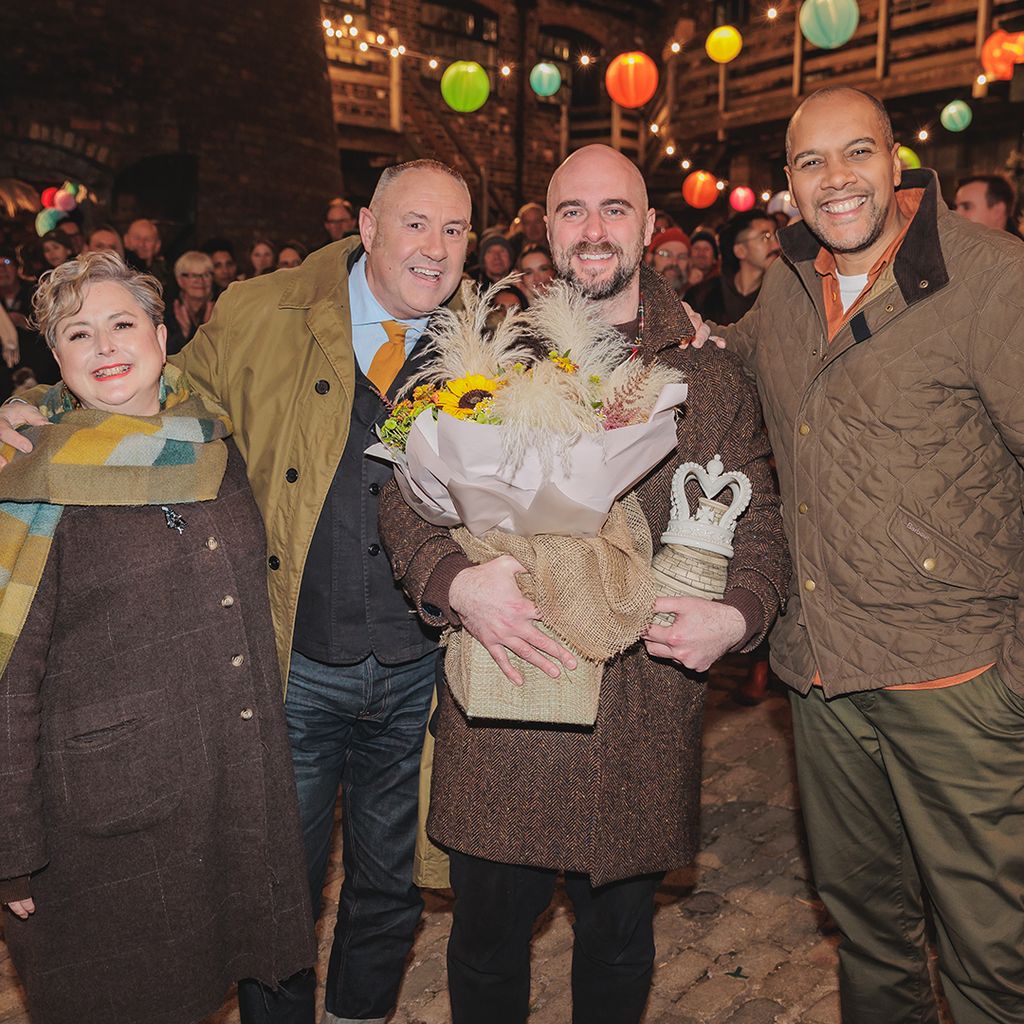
650, 455, 751, 624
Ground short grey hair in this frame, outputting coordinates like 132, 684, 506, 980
31, 251, 164, 349
174, 250, 214, 278
369, 159, 470, 214
785, 87, 895, 164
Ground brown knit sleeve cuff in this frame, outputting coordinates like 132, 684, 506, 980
719, 587, 766, 652
420, 551, 474, 627
0, 875, 32, 903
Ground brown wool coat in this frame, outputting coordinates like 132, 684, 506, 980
0, 442, 315, 1024
378, 267, 791, 885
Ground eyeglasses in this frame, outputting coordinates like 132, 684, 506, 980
739, 230, 778, 244
180, 271, 212, 280
654, 249, 689, 261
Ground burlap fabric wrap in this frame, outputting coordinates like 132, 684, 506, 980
444, 494, 656, 725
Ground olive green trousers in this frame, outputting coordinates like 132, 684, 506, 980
789, 667, 1024, 1024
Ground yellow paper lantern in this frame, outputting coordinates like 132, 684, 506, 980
706, 25, 743, 64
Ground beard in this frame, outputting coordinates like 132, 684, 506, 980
808, 193, 889, 254
553, 238, 644, 300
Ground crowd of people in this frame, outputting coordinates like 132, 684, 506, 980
1, 84, 1024, 1024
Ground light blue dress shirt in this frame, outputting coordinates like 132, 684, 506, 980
348, 254, 429, 376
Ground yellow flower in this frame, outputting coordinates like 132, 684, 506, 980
434, 374, 502, 420
548, 349, 578, 374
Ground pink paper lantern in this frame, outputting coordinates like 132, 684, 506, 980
729, 186, 756, 212
53, 188, 77, 212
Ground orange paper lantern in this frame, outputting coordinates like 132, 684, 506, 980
683, 170, 719, 209
605, 51, 659, 109
981, 29, 1024, 82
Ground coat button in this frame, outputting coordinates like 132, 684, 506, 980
923, 557, 936, 571
315, 379, 330, 395
221, 595, 235, 607
885, 303, 894, 313
368, 543, 381, 556
206, 536, 219, 550
231, 654, 245, 667
804, 579, 816, 592
919, 280, 929, 289
240, 707, 254, 721
285, 467, 298, 483
798, 502, 809, 514
799, 423, 811, 436
368, 482, 380, 496
268, 555, 280, 570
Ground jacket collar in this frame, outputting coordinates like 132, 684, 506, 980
276, 236, 363, 310
637, 263, 697, 356
778, 168, 950, 307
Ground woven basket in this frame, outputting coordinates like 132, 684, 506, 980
445, 624, 602, 726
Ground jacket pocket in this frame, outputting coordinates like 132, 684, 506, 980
886, 506, 997, 591
56, 690, 184, 838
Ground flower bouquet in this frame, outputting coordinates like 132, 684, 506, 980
368, 278, 688, 725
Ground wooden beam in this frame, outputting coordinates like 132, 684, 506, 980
389, 28, 402, 134
876, 0, 890, 80
976, 0, 993, 56
611, 102, 622, 152
793, 2, 804, 97
559, 99, 569, 162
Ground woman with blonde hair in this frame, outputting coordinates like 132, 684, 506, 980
0, 251, 314, 1023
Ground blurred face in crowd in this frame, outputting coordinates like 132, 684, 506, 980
518, 249, 556, 301
954, 181, 1009, 231
651, 240, 690, 294
519, 206, 546, 244
58, 220, 83, 252
278, 247, 303, 269
654, 211, 674, 234
52, 281, 167, 417
86, 228, 124, 257
125, 219, 162, 263
44, 239, 73, 268
690, 239, 717, 273
547, 145, 653, 301
177, 261, 213, 303
210, 250, 237, 289
482, 243, 512, 281
325, 203, 356, 241
250, 242, 275, 273
734, 218, 781, 273
785, 90, 901, 264
360, 167, 471, 319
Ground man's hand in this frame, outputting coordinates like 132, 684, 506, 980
642, 597, 745, 672
0, 402, 48, 465
681, 302, 726, 350
449, 555, 578, 686
4, 897, 35, 920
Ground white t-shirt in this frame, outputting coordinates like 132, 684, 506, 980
836, 271, 870, 314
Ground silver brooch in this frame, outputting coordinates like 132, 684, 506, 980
161, 505, 187, 534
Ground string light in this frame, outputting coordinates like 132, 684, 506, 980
343, 13, 353, 24
322, 18, 331, 28
429, 57, 439, 69
500, 64, 512, 76
716, 180, 726, 190
665, 144, 675, 155
917, 128, 929, 141
670, 42, 681, 54
358, 41, 369, 51
767, 6, 778, 19
681, 158, 691, 169
326, 27, 336, 37
579, 54, 592, 66
375, 34, 386, 44
977, 74, 987, 85
761, 190, 772, 201
349, 26, 358, 36
650, 123, 660, 133
390, 47, 399, 57
398, 44, 406, 54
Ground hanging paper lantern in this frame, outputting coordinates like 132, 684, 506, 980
706, 26, 743, 64
605, 51, 659, 109
729, 186, 756, 212
799, 0, 860, 50
529, 62, 562, 97
940, 99, 972, 133
767, 190, 799, 219
981, 29, 1024, 82
682, 171, 719, 209
53, 188, 77, 212
40, 186, 59, 209
35, 209, 66, 236
440, 61, 490, 113
61, 180, 80, 198
897, 146, 921, 170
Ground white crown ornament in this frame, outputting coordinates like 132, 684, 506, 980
650, 455, 752, 621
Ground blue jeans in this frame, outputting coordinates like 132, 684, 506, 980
240, 648, 436, 1024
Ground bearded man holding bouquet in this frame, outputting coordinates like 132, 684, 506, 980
378, 145, 791, 1024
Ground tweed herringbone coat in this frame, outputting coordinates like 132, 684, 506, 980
379, 267, 791, 885
0, 442, 315, 1024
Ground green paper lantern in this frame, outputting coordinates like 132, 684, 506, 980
61, 180, 80, 197
940, 99, 972, 133
800, 0, 860, 50
35, 208, 66, 236
441, 61, 490, 113
529, 62, 562, 97
897, 146, 921, 170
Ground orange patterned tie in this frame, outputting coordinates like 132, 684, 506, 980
366, 320, 410, 394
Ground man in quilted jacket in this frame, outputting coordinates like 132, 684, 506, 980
694, 87, 1024, 1023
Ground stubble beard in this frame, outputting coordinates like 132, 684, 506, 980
809, 193, 889, 255
553, 238, 644, 300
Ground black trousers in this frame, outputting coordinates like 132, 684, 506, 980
447, 849, 663, 1024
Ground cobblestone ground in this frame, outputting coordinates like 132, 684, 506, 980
1, 656, 943, 1024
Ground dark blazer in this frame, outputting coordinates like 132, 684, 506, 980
0, 441, 315, 1024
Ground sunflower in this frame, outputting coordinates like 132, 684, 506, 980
434, 374, 503, 420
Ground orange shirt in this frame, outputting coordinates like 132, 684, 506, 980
810, 188, 992, 692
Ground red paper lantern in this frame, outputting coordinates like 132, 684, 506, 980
605, 51, 659, 109
729, 186, 756, 212
682, 170, 719, 209
981, 29, 1024, 82
41, 187, 58, 208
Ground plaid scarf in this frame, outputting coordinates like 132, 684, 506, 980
0, 366, 231, 675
